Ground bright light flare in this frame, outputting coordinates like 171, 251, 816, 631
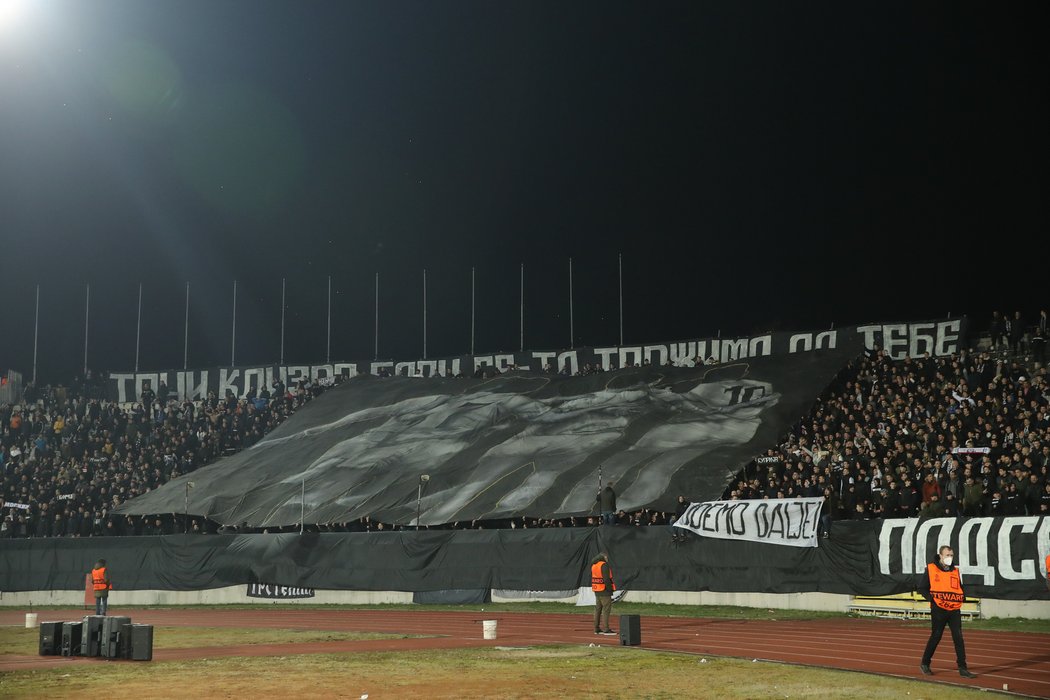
0, 0, 26, 32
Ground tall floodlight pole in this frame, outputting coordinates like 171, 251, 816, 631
32, 285, 39, 384
374, 273, 379, 361
83, 283, 90, 376
618, 253, 624, 346
300, 479, 305, 535
568, 258, 574, 349
231, 280, 237, 367
470, 267, 476, 355
183, 283, 190, 370
520, 263, 524, 352
423, 269, 428, 359
326, 275, 332, 363
279, 278, 286, 365
135, 282, 143, 372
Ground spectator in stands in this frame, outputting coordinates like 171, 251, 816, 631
1008, 311, 1025, 356
596, 481, 617, 526
962, 477, 983, 516
988, 312, 1006, 353
819, 487, 836, 538
921, 474, 941, 504
670, 495, 689, 543
1033, 310, 1047, 364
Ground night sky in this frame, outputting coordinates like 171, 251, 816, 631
1, 1, 1045, 383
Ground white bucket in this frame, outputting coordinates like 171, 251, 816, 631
482, 619, 497, 640
25, 612, 38, 628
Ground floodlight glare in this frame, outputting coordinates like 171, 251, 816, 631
0, 0, 26, 32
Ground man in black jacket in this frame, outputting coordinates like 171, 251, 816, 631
671, 495, 689, 543
918, 545, 977, 678
596, 482, 617, 526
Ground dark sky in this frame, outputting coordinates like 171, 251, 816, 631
0, 1, 1045, 382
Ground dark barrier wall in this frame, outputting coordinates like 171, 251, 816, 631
3, 517, 1047, 600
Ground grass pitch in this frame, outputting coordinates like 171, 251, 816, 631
1, 613, 1010, 700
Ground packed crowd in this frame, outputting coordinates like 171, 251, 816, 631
3, 316, 1047, 538
724, 345, 1049, 533
0, 375, 331, 538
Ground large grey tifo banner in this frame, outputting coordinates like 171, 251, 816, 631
104, 319, 965, 403
116, 350, 853, 526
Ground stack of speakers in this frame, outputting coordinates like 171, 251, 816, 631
38, 615, 153, 661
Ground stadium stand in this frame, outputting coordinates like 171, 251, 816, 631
2, 320, 1047, 538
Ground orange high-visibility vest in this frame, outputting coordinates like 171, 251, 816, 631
591, 561, 615, 592
91, 566, 109, 592
927, 563, 963, 611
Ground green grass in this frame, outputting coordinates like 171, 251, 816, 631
0, 645, 1000, 699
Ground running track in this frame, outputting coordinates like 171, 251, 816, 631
2, 609, 1047, 697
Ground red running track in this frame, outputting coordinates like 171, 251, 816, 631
2, 609, 1047, 697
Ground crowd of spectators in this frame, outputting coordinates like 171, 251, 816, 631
1, 375, 330, 538
724, 343, 1049, 535
3, 314, 1047, 539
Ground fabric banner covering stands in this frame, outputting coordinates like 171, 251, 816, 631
114, 350, 854, 528
2, 517, 1047, 601
674, 498, 825, 548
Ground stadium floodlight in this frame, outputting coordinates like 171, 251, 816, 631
416, 475, 430, 530
0, 0, 23, 31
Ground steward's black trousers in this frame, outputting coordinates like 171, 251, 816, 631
921, 604, 966, 667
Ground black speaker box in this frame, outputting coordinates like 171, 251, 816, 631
119, 623, 133, 659
61, 621, 83, 657
101, 616, 132, 659
82, 615, 106, 657
38, 621, 63, 655
127, 624, 154, 661
619, 614, 641, 646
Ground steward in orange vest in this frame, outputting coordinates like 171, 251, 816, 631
590, 552, 616, 635
1045, 553, 1050, 593
918, 546, 975, 679
91, 559, 112, 616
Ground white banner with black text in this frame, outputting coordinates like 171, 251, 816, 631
674, 497, 824, 548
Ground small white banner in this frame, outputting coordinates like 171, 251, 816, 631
3, 502, 30, 511
673, 497, 824, 548
245, 583, 315, 599
493, 589, 578, 600
952, 447, 991, 455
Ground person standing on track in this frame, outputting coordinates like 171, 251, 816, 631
918, 545, 977, 678
91, 558, 112, 616
591, 552, 617, 635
